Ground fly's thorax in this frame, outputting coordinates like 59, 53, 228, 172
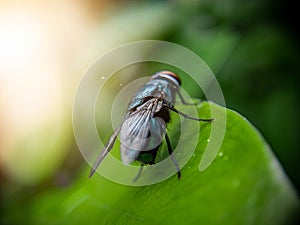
155, 79, 177, 104
127, 76, 178, 111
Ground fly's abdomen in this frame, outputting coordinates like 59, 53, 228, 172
136, 148, 160, 164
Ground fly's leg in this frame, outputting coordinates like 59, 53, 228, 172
89, 123, 123, 178
133, 163, 144, 182
163, 102, 214, 122
165, 132, 181, 179
177, 91, 201, 105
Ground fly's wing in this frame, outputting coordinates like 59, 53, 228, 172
120, 109, 151, 165
120, 100, 166, 165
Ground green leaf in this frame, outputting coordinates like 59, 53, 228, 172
3, 102, 299, 225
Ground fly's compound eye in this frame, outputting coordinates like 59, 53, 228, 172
153, 71, 182, 86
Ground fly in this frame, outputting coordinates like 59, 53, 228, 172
89, 71, 214, 180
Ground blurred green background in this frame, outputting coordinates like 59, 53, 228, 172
0, 0, 299, 224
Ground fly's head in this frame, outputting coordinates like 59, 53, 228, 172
151, 71, 181, 88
